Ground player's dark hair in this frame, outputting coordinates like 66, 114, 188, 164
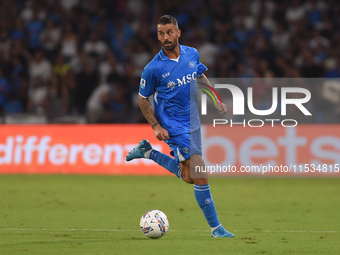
157, 15, 179, 29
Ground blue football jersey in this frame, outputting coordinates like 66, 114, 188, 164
139, 45, 207, 137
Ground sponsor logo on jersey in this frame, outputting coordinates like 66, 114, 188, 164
165, 72, 198, 90
162, 72, 170, 78
167, 80, 176, 90
176, 71, 197, 86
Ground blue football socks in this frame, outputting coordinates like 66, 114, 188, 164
194, 183, 220, 228
149, 150, 220, 229
149, 150, 182, 178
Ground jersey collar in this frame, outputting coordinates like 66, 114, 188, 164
158, 45, 186, 61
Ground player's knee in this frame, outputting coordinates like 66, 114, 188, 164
182, 175, 194, 184
183, 178, 194, 184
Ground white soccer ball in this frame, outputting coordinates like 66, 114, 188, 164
139, 209, 169, 239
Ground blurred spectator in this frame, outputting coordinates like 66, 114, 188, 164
0, 30, 11, 61
233, 19, 251, 45
16, 75, 29, 112
10, 19, 26, 41
286, 0, 306, 23
132, 43, 151, 74
83, 31, 109, 60
47, 75, 69, 122
250, 0, 275, 18
61, 24, 78, 62
109, 19, 133, 60
98, 51, 125, 83
40, 20, 61, 62
75, 62, 98, 113
69, 50, 94, 74
271, 24, 290, 53
307, 0, 322, 27
20, 1, 46, 23
237, 63, 253, 78
0, 67, 10, 112
23, 50, 52, 84
53, 54, 70, 77
10, 56, 25, 92
309, 29, 330, 49
197, 35, 219, 67
0, 0, 339, 124
27, 76, 48, 114
60, 0, 79, 11
63, 69, 77, 113
87, 81, 114, 123
300, 49, 325, 77
27, 10, 44, 52
100, 78, 129, 123
5, 91, 24, 114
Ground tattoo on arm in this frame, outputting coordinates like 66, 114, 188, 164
138, 95, 159, 128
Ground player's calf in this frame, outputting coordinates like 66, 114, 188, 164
180, 166, 194, 184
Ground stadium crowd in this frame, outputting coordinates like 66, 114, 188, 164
0, 0, 339, 123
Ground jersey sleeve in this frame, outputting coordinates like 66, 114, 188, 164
195, 50, 208, 76
139, 66, 157, 98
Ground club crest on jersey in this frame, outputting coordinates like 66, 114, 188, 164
167, 80, 176, 90
189, 61, 195, 68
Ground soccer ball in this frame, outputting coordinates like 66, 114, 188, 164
139, 209, 169, 239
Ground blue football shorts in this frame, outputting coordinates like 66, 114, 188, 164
165, 128, 202, 164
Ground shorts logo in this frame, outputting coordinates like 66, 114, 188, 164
189, 61, 195, 68
162, 72, 170, 78
205, 198, 211, 204
140, 78, 146, 89
182, 147, 189, 153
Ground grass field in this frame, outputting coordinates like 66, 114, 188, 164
0, 175, 339, 255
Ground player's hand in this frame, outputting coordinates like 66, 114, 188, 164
153, 124, 170, 141
215, 102, 227, 114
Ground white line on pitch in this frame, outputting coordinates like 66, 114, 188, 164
0, 228, 339, 233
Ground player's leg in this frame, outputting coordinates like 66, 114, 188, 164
181, 155, 234, 238
179, 161, 193, 184
186, 128, 234, 237
147, 146, 183, 179
126, 139, 183, 179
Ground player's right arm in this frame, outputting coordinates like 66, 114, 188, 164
194, 48, 227, 114
197, 74, 227, 114
138, 95, 169, 141
138, 66, 169, 141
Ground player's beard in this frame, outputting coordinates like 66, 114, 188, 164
163, 39, 178, 51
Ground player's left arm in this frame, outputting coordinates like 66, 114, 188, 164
197, 74, 227, 114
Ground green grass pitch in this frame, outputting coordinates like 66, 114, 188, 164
0, 175, 339, 254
